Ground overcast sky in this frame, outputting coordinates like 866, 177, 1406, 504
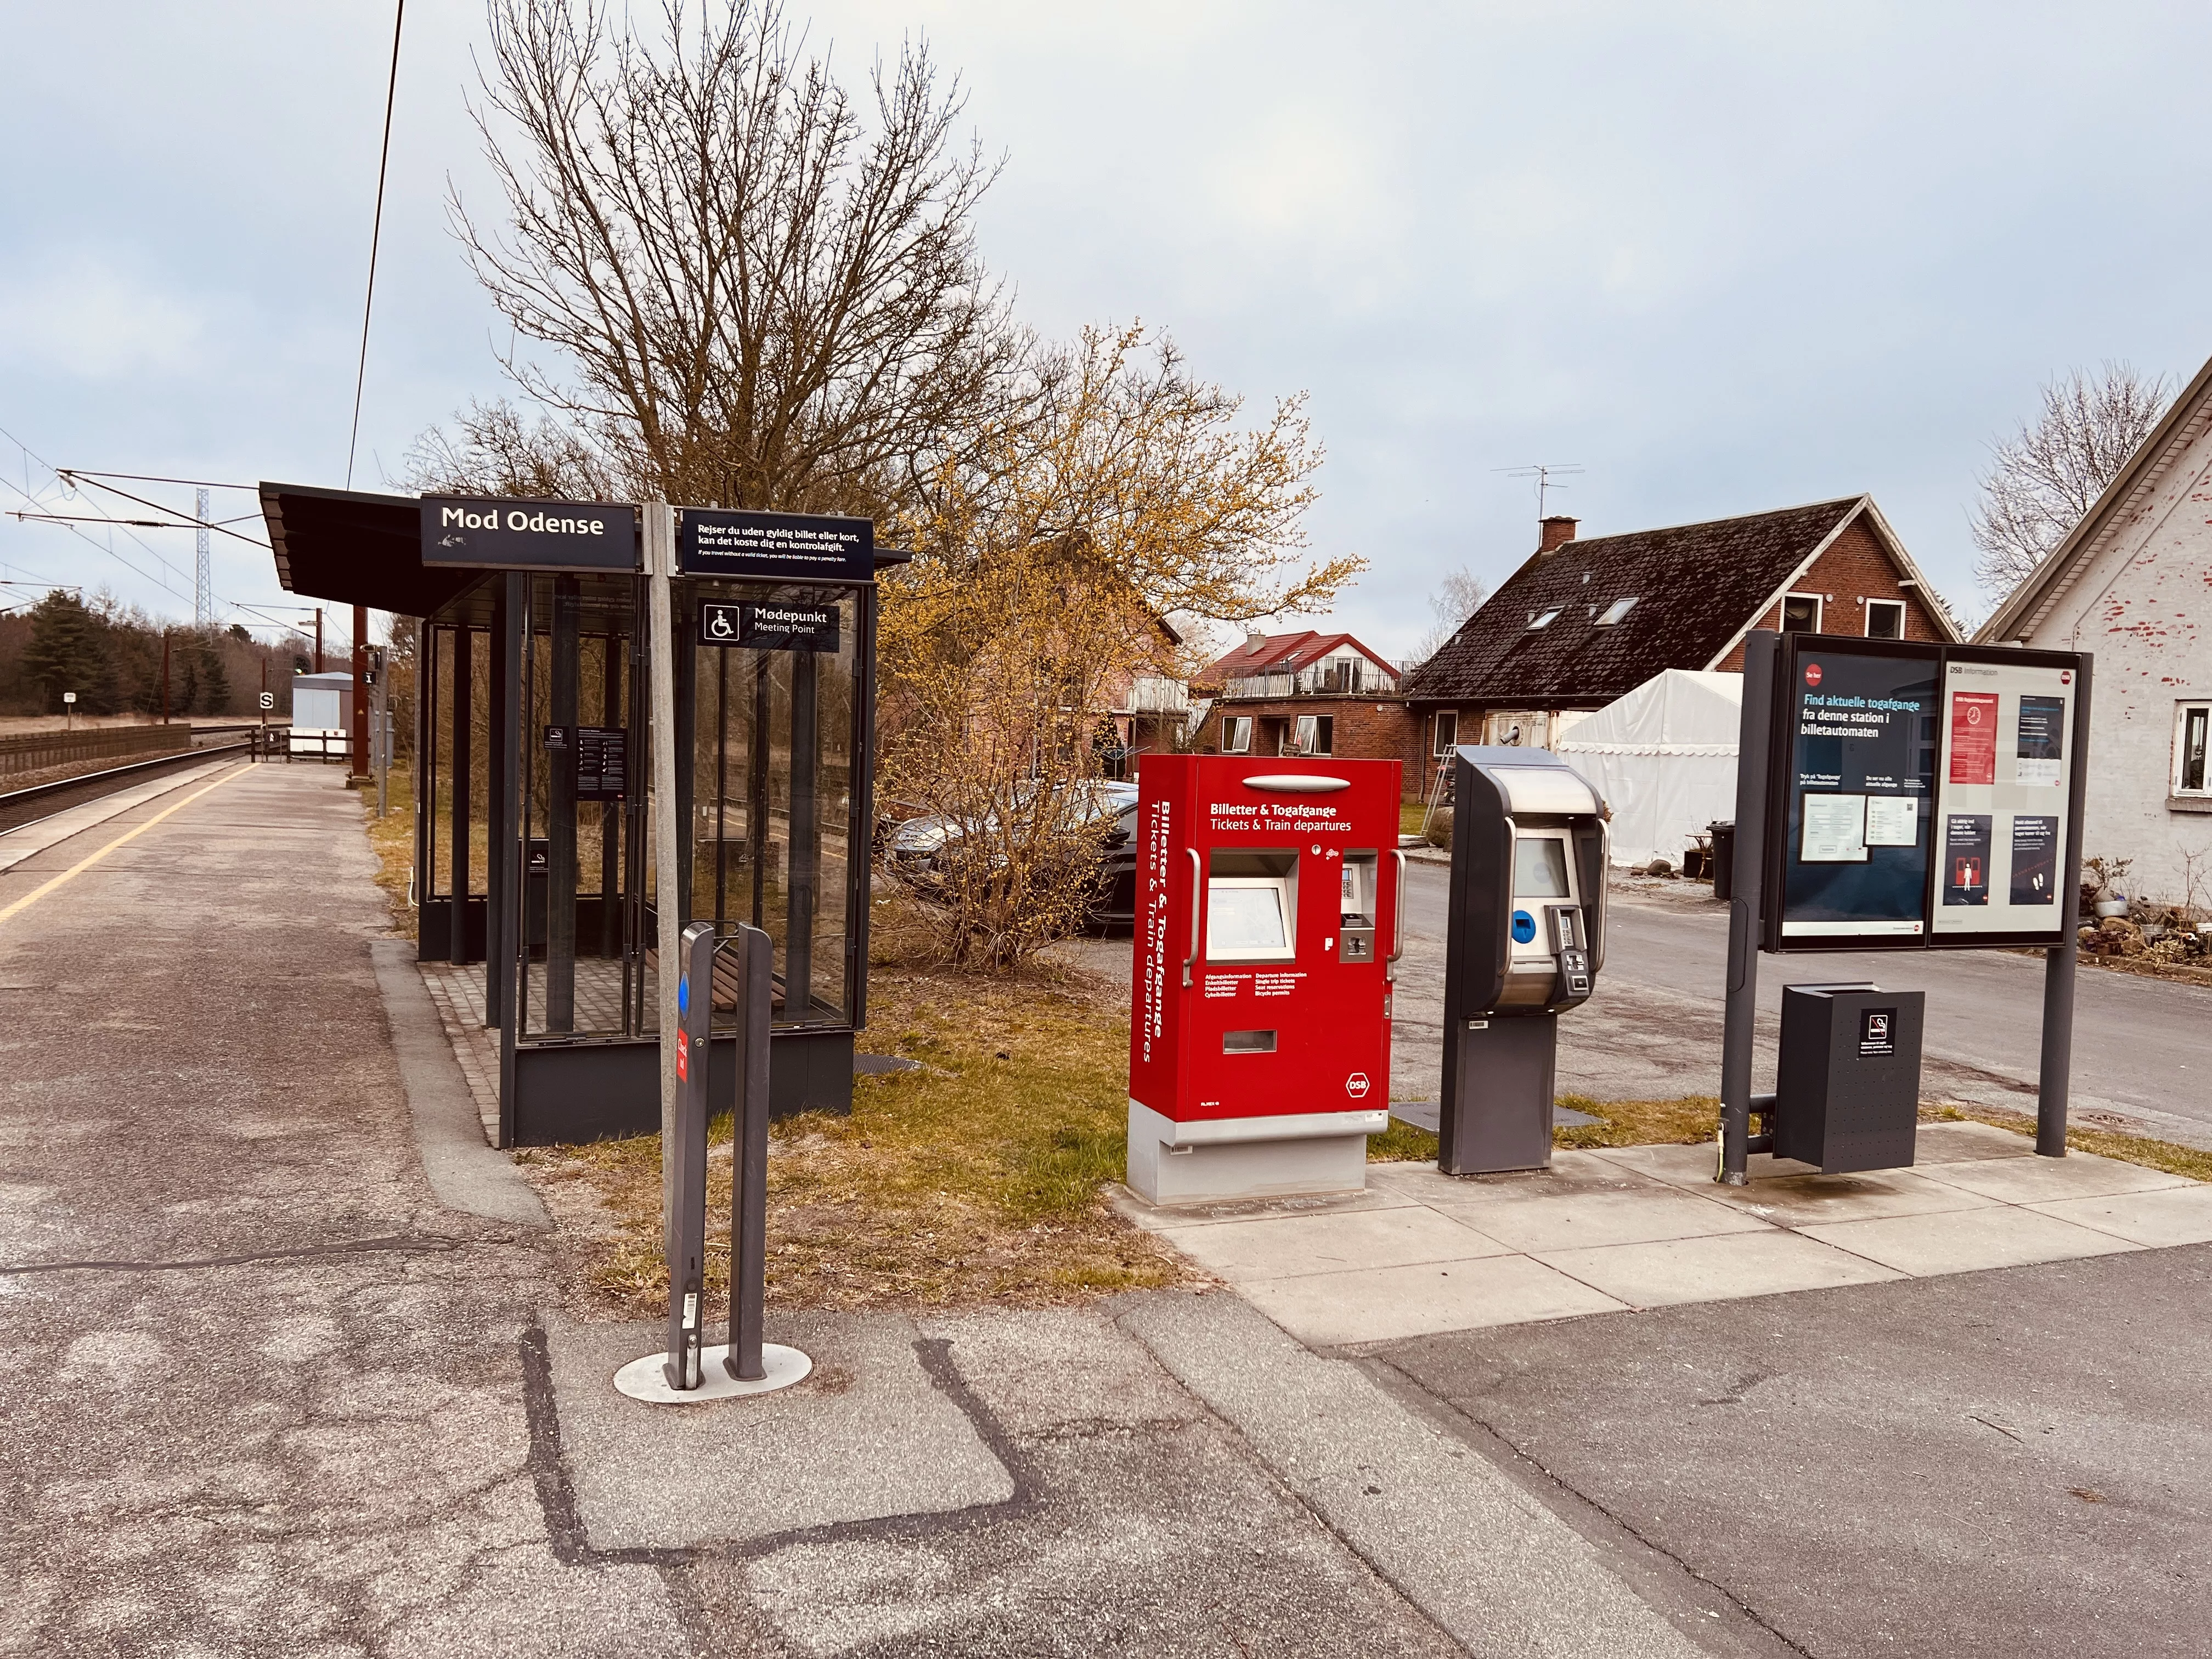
4, 2, 2209, 659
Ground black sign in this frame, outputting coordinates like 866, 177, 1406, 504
1777, 645, 1938, 943
422, 496, 640, 572
678, 509, 872, 580
698, 600, 840, 653
544, 724, 629, 800
1858, 1007, 1897, 1058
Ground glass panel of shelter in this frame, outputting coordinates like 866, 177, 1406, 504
516, 574, 649, 1041
682, 582, 859, 1029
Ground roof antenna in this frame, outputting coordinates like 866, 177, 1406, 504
1496, 463, 1585, 517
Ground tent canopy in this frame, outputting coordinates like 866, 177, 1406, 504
1555, 669, 1742, 866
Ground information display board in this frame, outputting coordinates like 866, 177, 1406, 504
1761, 636, 2085, 952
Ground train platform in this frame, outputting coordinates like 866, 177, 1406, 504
10, 761, 2212, 1656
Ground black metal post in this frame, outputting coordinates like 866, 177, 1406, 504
726, 921, 773, 1382
1719, 630, 1779, 1185
849, 588, 876, 1030
787, 651, 819, 1018
494, 574, 525, 1143
450, 625, 473, 967
664, 919, 716, 1390
547, 578, 580, 1031
749, 656, 771, 928
487, 589, 514, 1031
2038, 657, 2093, 1156
714, 646, 730, 926
414, 622, 434, 946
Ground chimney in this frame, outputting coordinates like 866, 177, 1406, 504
1538, 516, 1578, 555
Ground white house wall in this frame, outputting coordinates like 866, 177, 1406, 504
2019, 414, 2212, 902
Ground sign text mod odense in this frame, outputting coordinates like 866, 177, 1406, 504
421, 496, 640, 573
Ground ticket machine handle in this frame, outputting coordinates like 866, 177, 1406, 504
1182, 847, 1201, 988
1385, 849, 1407, 983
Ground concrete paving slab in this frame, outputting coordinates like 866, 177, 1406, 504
1156, 1205, 1513, 1281
1799, 1205, 2144, 1277
1582, 1141, 1818, 1188
1110, 1177, 1418, 1232
1441, 1184, 1770, 1253
1119, 1291, 1712, 1659
1703, 1165, 2001, 1227
2028, 1184, 2212, 1248
1916, 1149, 2192, 1204
1912, 1119, 2043, 1161
1236, 1254, 1628, 1346
1371, 1149, 1671, 1206
543, 1311, 1014, 1550
1536, 1229, 1905, 1308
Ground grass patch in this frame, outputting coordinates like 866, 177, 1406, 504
1369, 1093, 1720, 1164
360, 767, 417, 940
1925, 1103, 2212, 1183
523, 926, 1189, 1314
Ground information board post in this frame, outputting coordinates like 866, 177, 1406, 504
2037, 658, 2092, 1157
1719, 630, 1779, 1185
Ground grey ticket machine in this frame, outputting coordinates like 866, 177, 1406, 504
1440, 747, 1608, 1174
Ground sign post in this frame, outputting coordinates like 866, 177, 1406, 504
1722, 631, 2090, 1182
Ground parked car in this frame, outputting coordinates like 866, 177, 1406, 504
883, 781, 1139, 930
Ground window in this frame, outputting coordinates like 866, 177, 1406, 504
1434, 711, 1458, 754
1222, 715, 1252, 754
1865, 599, 1905, 640
2176, 704, 2210, 795
1527, 608, 1561, 630
1781, 593, 1822, 633
1286, 714, 1334, 755
1594, 596, 1639, 626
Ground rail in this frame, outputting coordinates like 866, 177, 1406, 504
0, 740, 255, 830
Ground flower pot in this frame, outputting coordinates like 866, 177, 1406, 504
2094, 898, 2130, 919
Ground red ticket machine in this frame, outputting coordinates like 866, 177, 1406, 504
1127, 754, 1404, 1203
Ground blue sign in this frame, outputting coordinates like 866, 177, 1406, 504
1511, 909, 1536, 944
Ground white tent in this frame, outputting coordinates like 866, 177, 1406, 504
1555, 669, 1742, 867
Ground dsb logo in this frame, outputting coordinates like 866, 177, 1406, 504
1345, 1073, 1370, 1099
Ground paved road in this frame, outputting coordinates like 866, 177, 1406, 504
1392, 861, 2212, 1144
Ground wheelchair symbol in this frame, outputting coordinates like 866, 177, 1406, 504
708, 607, 736, 639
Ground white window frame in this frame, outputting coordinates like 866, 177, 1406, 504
1527, 607, 1561, 631
1288, 714, 1319, 755
1222, 715, 1252, 754
1865, 597, 1906, 640
1781, 592, 1822, 633
2175, 703, 2211, 797
1434, 711, 1458, 754
1594, 596, 1639, 626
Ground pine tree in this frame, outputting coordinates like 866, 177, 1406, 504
21, 591, 114, 714
195, 639, 230, 715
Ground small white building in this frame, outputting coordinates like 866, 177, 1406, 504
290, 671, 353, 760
1555, 669, 1743, 868
1978, 349, 2212, 904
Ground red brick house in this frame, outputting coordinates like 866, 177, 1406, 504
1400, 498, 1959, 800
1186, 630, 1423, 777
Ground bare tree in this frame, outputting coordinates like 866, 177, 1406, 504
1406, 563, 1489, 669
437, 0, 1020, 515
1971, 363, 2170, 598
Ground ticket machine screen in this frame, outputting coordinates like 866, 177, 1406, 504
1514, 837, 1571, 899
1207, 878, 1295, 961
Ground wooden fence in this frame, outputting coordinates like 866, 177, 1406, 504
0, 725, 194, 781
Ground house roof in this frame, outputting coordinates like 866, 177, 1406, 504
1401, 495, 1956, 706
1202, 629, 1397, 685
1977, 349, 2212, 645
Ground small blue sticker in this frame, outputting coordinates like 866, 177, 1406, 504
1511, 910, 1537, 944
678, 978, 690, 1015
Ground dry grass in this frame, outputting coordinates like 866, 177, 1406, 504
1924, 1103, 2212, 1183
1369, 1092, 1721, 1166
360, 767, 417, 940
522, 902, 1189, 1314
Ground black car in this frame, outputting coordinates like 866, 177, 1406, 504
883, 781, 1140, 930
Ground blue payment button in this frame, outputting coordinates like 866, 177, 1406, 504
1510, 910, 1537, 944
678, 978, 690, 1015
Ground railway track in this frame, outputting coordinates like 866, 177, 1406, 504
0, 740, 258, 837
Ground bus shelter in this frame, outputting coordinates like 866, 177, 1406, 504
259, 483, 880, 1145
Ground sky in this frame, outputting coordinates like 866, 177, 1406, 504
3, 1, 2210, 662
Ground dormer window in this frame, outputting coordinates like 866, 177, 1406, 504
1594, 596, 1639, 626
1527, 608, 1561, 630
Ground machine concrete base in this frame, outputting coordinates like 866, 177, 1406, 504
612, 1342, 813, 1403
1126, 1100, 1388, 1206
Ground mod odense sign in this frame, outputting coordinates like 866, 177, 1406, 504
698, 599, 840, 652
678, 509, 873, 580
421, 496, 640, 573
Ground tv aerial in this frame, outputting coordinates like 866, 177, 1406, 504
1496, 464, 1585, 517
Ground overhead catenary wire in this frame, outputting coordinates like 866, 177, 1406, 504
346, 0, 405, 489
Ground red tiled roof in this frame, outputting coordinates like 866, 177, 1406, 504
1202, 630, 1396, 684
